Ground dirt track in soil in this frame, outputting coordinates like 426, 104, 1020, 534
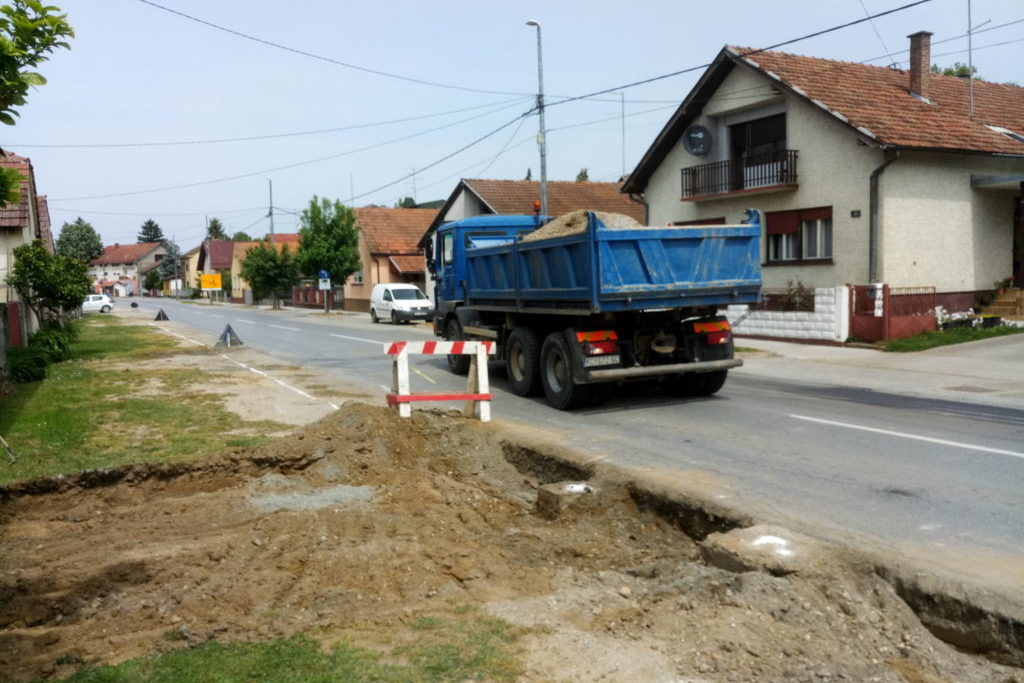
1, 400, 1021, 683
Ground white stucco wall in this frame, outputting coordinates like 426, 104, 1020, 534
879, 152, 1021, 292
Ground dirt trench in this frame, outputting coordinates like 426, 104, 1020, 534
0, 404, 1021, 682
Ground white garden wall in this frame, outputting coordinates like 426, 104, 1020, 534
723, 286, 849, 343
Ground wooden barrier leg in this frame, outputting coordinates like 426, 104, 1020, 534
463, 352, 479, 418
476, 346, 490, 422
396, 347, 411, 418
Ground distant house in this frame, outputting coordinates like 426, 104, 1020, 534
622, 32, 1024, 311
344, 208, 435, 312
419, 179, 646, 298
89, 242, 168, 297
0, 152, 52, 346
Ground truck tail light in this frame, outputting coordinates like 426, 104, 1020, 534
576, 330, 618, 356
706, 330, 731, 345
692, 320, 731, 345
583, 341, 617, 356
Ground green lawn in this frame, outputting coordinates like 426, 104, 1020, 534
55, 612, 521, 682
882, 323, 1023, 352
0, 317, 286, 483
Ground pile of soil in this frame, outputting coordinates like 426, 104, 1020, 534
521, 210, 642, 242
0, 404, 1019, 681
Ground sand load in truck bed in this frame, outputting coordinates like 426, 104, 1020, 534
519, 210, 642, 242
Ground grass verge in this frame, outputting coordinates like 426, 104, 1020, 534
883, 324, 1023, 352
56, 612, 522, 682
0, 316, 287, 483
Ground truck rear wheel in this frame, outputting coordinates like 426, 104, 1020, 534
540, 332, 588, 410
506, 328, 542, 396
445, 319, 470, 375
700, 370, 728, 396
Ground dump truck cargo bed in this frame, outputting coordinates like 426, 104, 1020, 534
464, 211, 762, 314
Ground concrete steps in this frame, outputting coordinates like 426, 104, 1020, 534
983, 287, 1024, 320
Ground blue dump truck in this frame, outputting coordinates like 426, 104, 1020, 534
429, 210, 762, 410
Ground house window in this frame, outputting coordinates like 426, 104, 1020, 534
352, 269, 364, 285
765, 207, 832, 263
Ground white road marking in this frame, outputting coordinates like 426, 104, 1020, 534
149, 324, 204, 346
411, 365, 437, 384
268, 324, 300, 332
148, 323, 335, 410
790, 414, 1024, 459
234, 319, 257, 325
330, 333, 380, 345
209, 314, 224, 319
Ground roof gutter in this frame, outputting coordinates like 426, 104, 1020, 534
869, 149, 899, 283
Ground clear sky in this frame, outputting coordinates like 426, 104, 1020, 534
6, 0, 1022, 251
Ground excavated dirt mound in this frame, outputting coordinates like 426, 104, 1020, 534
520, 210, 642, 242
0, 404, 1019, 682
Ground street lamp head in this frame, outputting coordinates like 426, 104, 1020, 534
526, 20, 540, 27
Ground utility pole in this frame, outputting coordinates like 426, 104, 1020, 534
267, 179, 275, 245
526, 20, 548, 219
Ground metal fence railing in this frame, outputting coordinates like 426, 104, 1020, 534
681, 150, 799, 198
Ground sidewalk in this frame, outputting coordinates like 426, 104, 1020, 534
735, 334, 1024, 410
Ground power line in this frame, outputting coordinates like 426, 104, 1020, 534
49, 100, 532, 202
546, 0, 937, 110
135, 0, 529, 96
347, 112, 534, 202
9, 97, 530, 149
49, 206, 265, 217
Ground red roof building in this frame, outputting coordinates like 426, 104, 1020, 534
88, 242, 167, 297
343, 207, 436, 311
623, 32, 1024, 314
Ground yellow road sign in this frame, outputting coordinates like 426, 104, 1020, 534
200, 273, 222, 291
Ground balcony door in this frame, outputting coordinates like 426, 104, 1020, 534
729, 114, 786, 190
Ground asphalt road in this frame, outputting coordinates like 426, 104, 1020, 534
132, 298, 1024, 591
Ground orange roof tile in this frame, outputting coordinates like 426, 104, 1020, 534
0, 152, 34, 230
353, 207, 435, 255
91, 242, 163, 266
389, 254, 424, 274
465, 179, 645, 222
36, 195, 53, 251
730, 46, 1024, 155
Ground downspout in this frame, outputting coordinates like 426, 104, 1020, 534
868, 149, 899, 283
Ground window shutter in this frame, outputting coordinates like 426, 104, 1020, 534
766, 210, 800, 235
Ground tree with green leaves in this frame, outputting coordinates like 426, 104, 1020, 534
137, 218, 164, 244
240, 242, 299, 309
0, 1, 74, 206
295, 196, 360, 283
395, 196, 416, 208
931, 62, 978, 78
206, 217, 227, 240
157, 239, 181, 280
230, 231, 254, 242
576, 168, 589, 182
55, 216, 103, 263
143, 268, 161, 293
6, 239, 90, 323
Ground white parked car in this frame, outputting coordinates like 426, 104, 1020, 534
82, 293, 115, 313
369, 283, 433, 324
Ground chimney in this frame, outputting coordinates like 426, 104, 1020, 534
907, 31, 933, 100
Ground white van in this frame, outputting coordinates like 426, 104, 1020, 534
369, 283, 433, 324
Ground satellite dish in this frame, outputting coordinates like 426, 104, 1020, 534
682, 125, 712, 156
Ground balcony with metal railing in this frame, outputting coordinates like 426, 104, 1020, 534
681, 150, 798, 200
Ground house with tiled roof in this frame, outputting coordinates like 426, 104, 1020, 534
89, 242, 167, 297
622, 32, 1024, 313
344, 207, 435, 311
0, 152, 52, 346
419, 179, 646, 299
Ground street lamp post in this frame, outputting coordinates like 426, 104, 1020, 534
526, 20, 547, 220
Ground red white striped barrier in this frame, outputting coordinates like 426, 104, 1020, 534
384, 339, 496, 421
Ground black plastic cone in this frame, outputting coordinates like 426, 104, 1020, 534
155, 309, 169, 321
216, 324, 243, 348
